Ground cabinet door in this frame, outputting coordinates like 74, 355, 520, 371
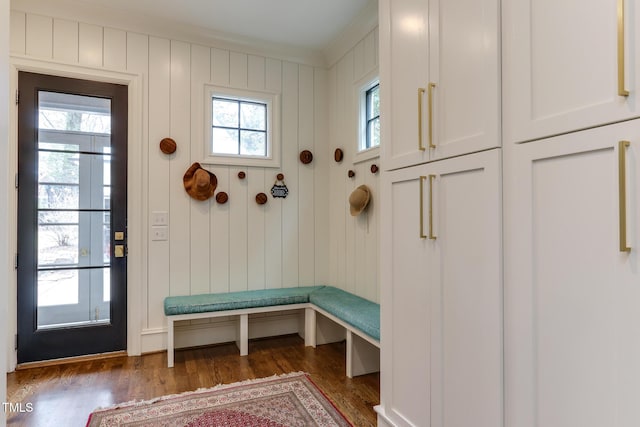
380, 149, 503, 427
429, 149, 503, 427
379, 0, 430, 171
380, 164, 433, 426
503, 0, 640, 144
504, 121, 640, 426
429, 0, 501, 161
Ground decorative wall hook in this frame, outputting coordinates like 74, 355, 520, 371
238, 171, 246, 180
255, 193, 268, 205
334, 148, 344, 162
348, 170, 356, 178
215, 192, 229, 204
371, 164, 379, 174
300, 150, 313, 164
271, 173, 289, 198
159, 137, 177, 155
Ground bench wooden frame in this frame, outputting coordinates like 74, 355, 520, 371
166, 303, 380, 378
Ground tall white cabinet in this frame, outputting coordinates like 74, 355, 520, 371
379, 150, 503, 427
380, 0, 640, 425
502, 0, 640, 426
504, 121, 640, 427
378, 0, 502, 423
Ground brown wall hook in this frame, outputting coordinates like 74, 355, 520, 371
215, 192, 229, 204
238, 171, 246, 180
255, 193, 268, 205
371, 164, 379, 174
300, 150, 313, 164
348, 170, 356, 178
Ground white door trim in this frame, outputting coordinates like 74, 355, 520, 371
8, 55, 145, 370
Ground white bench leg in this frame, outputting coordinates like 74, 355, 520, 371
305, 307, 317, 348
347, 330, 380, 377
237, 314, 249, 356
167, 318, 174, 368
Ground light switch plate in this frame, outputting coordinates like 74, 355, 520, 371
151, 211, 168, 226
151, 226, 168, 241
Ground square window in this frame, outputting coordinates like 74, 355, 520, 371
203, 85, 280, 168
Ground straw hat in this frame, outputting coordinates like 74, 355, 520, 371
183, 162, 217, 201
349, 185, 371, 216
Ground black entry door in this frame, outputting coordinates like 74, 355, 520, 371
17, 72, 127, 364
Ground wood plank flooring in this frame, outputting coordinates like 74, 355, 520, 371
6, 335, 380, 426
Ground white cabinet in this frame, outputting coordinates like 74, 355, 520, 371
379, 0, 500, 171
378, 149, 503, 427
504, 119, 640, 426
503, 0, 640, 144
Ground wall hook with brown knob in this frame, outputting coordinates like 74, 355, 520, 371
159, 137, 177, 155
215, 192, 229, 204
299, 150, 313, 164
371, 164, 379, 174
238, 171, 246, 180
348, 170, 356, 178
255, 192, 268, 205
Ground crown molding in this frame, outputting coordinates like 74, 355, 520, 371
11, 0, 328, 67
322, 0, 378, 68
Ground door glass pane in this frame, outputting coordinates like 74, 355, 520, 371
36, 91, 112, 330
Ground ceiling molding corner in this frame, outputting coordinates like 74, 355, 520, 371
322, 0, 378, 69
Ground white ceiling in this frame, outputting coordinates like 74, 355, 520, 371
74, 0, 372, 50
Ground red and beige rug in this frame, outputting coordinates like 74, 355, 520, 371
86, 372, 352, 426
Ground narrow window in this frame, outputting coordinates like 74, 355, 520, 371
365, 83, 380, 149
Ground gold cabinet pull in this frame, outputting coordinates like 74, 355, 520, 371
418, 88, 426, 151
619, 140, 631, 252
428, 174, 437, 240
420, 176, 427, 238
428, 83, 436, 149
618, 0, 630, 97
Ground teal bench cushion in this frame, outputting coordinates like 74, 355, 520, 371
164, 286, 325, 316
309, 286, 380, 341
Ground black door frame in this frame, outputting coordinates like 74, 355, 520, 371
17, 71, 128, 364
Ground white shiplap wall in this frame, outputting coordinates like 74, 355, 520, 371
8, 6, 379, 357
9, 10, 331, 353
328, 28, 380, 304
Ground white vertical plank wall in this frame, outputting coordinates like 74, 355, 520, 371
328, 28, 380, 303
9, 9, 379, 352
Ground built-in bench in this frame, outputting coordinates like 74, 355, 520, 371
164, 285, 380, 377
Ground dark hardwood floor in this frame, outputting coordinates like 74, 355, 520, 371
6, 334, 380, 426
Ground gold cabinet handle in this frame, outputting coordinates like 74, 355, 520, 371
618, 0, 630, 97
418, 88, 426, 151
428, 174, 437, 239
420, 176, 427, 238
619, 140, 631, 252
428, 83, 436, 149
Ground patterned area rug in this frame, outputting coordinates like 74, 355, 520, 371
86, 372, 352, 426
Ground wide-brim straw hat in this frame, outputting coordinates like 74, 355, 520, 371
349, 184, 371, 216
183, 162, 217, 201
